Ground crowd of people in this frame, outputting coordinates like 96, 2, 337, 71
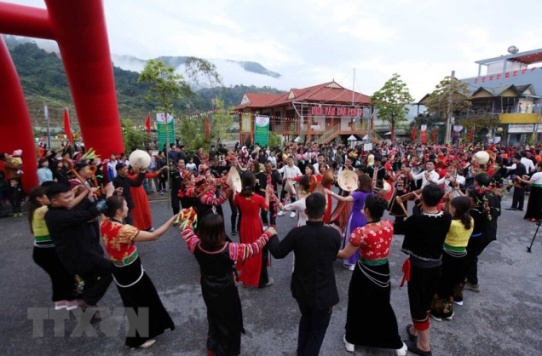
3, 137, 542, 355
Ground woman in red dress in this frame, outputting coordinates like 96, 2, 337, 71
234, 172, 271, 288
128, 167, 167, 231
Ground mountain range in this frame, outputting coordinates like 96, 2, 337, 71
2, 35, 286, 127
4, 35, 286, 89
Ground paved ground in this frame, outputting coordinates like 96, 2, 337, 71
1, 189, 542, 355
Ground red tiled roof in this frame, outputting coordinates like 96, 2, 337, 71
235, 80, 371, 110
235, 93, 283, 109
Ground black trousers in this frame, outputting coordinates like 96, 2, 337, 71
79, 258, 113, 306
171, 192, 181, 215
228, 195, 240, 233
296, 303, 332, 356
512, 186, 525, 210
33, 246, 76, 302
258, 247, 270, 288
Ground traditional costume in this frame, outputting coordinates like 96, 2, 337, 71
181, 225, 273, 355
100, 218, 174, 347
344, 220, 404, 352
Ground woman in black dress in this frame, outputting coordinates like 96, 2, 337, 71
180, 210, 275, 356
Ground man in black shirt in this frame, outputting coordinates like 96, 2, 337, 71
268, 193, 341, 356
45, 182, 114, 320
507, 154, 527, 211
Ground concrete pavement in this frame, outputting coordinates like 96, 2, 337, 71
1, 191, 541, 355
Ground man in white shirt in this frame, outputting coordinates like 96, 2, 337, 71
521, 152, 535, 174
277, 156, 302, 217
409, 161, 440, 215
410, 161, 440, 188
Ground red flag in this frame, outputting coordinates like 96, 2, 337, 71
63, 108, 74, 143
145, 115, 151, 134
205, 117, 210, 137
411, 126, 417, 142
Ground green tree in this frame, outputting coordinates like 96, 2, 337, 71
210, 99, 234, 145
370, 73, 413, 141
425, 75, 471, 143
121, 119, 152, 152
184, 57, 223, 88
138, 59, 192, 116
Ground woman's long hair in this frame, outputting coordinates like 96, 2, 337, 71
198, 213, 227, 250
240, 172, 256, 197
357, 173, 373, 193
27, 186, 47, 233
451, 196, 472, 230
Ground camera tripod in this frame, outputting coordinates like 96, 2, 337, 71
527, 221, 541, 253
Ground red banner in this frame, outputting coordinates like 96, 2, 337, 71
145, 114, 151, 134
468, 127, 474, 141
63, 108, 74, 143
432, 128, 438, 143
411, 126, 417, 142
420, 131, 427, 144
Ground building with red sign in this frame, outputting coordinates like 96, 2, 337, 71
234, 81, 371, 146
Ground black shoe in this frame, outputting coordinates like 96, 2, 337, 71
405, 324, 417, 342
505, 207, 517, 211
231, 230, 237, 236
518, 208, 523, 211
405, 340, 432, 356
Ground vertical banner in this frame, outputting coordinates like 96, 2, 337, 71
420, 124, 427, 144
156, 113, 175, 149
254, 115, 270, 146
241, 113, 252, 131
411, 125, 417, 143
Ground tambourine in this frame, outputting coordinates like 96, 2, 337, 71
337, 170, 358, 192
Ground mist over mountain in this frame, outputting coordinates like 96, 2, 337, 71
111, 54, 284, 89
2, 35, 286, 126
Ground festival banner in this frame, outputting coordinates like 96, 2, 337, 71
420, 125, 427, 144
254, 115, 270, 146
411, 126, 417, 142
241, 113, 252, 132
156, 113, 175, 148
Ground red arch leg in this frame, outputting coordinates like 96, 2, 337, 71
45, 0, 124, 159
0, 36, 39, 190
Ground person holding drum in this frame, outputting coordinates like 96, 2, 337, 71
324, 174, 373, 271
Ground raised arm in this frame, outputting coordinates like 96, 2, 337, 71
229, 228, 276, 262
323, 188, 354, 202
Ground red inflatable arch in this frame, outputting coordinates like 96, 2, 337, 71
0, 0, 124, 189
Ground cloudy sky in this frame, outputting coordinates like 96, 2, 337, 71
6, 0, 542, 100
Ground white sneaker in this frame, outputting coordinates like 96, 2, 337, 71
54, 301, 67, 310
343, 335, 354, 353
65, 300, 79, 311
277, 211, 284, 216
348, 264, 355, 271
138, 339, 156, 349
289, 211, 296, 218
396, 341, 408, 356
